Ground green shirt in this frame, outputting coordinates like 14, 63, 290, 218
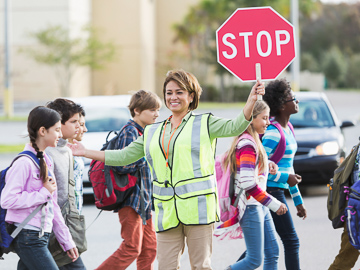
105, 111, 251, 167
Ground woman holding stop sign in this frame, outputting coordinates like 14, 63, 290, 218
68, 69, 265, 269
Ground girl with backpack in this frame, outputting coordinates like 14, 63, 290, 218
0, 106, 79, 270
224, 101, 288, 270
262, 79, 307, 270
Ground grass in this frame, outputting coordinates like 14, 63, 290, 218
0, 115, 27, 122
0, 144, 25, 153
197, 102, 246, 110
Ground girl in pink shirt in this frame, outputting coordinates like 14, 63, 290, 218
1, 106, 78, 270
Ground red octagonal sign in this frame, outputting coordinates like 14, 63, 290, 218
216, 7, 296, 81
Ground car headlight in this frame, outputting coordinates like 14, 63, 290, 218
315, 141, 339, 156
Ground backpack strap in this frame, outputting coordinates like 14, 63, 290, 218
268, 120, 295, 164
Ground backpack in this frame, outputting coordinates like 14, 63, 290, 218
215, 133, 257, 223
0, 151, 47, 260
344, 179, 360, 250
88, 124, 141, 211
266, 119, 295, 164
327, 142, 360, 229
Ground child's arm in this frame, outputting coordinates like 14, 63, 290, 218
235, 144, 281, 213
1, 158, 52, 210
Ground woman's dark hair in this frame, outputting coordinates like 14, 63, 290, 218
27, 106, 61, 183
263, 79, 292, 117
46, 98, 81, 124
163, 69, 202, 111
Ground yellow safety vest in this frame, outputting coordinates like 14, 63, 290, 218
143, 113, 220, 232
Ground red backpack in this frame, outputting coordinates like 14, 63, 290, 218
88, 125, 142, 211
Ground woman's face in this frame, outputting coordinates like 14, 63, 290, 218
282, 90, 299, 115
252, 108, 270, 135
165, 80, 194, 115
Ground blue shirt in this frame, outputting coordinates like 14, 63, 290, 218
262, 124, 303, 206
114, 119, 152, 220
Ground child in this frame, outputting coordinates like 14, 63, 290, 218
45, 98, 86, 270
95, 90, 161, 270
0, 106, 78, 269
263, 79, 307, 270
68, 107, 88, 214
224, 101, 287, 270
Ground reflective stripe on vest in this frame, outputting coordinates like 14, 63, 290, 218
145, 123, 161, 182
191, 115, 203, 178
153, 177, 216, 198
144, 113, 219, 232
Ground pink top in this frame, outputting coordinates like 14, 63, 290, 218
1, 144, 75, 251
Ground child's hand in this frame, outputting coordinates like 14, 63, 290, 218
276, 203, 288, 215
43, 177, 56, 194
268, 162, 278, 175
67, 247, 79, 262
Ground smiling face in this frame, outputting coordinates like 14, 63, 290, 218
43, 120, 63, 148
61, 113, 80, 140
74, 115, 88, 142
165, 80, 194, 115
252, 107, 270, 135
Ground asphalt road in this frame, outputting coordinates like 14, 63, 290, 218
1, 193, 359, 270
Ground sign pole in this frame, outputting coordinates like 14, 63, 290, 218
255, 63, 262, 101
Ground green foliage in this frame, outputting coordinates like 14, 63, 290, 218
21, 25, 116, 96
301, 52, 319, 72
0, 144, 25, 153
300, 3, 360, 88
345, 53, 360, 89
321, 46, 347, 88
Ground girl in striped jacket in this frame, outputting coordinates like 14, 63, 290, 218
224, 101, 288, 270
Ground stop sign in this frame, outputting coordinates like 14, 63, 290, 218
216, 7, 296, 81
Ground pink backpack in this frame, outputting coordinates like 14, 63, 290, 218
214, 133, 257, 240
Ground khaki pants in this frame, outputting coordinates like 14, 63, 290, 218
328, 222, 359, 270
157, 223, 214, 270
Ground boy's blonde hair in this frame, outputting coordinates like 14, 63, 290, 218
128, 90, 162, 118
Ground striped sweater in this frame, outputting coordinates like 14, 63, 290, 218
234, 137, 281, 212
262, 124, 303, 206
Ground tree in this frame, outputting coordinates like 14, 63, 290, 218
21, 25, 116, 97
321, 46, 347, 88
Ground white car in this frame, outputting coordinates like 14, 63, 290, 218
70, 95, 132, 196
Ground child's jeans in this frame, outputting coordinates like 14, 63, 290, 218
231, 205, 279, 270
13, 229, 58, 270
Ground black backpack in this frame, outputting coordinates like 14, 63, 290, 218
327, 141, 360, 229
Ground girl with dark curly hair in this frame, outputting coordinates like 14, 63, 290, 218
262, 78, 307, 270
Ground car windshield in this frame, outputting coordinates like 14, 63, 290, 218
85, 107, 130, 132
290, 99, 335, 128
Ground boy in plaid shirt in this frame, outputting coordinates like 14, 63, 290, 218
96, 90, 161, 270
